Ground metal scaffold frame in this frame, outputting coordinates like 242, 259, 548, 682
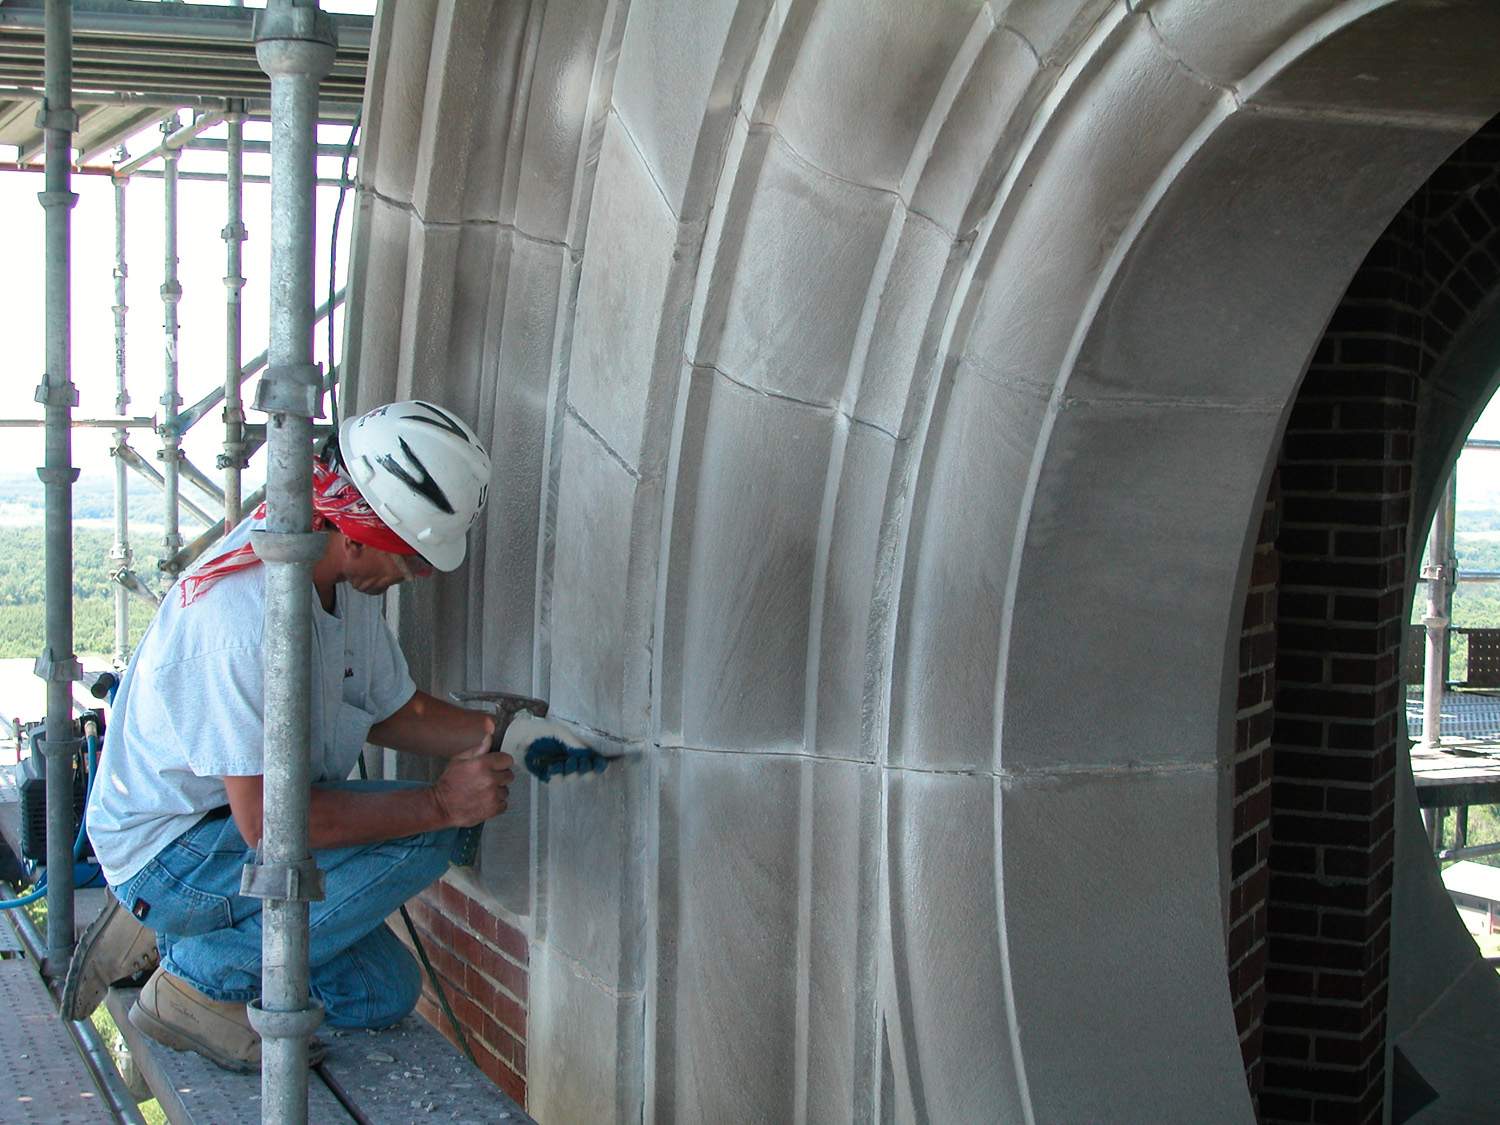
7, 4, 361, 1116
1, 96, 352, 666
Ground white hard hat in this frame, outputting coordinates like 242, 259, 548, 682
337, 400, 491, 571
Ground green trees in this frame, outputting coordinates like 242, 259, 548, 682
0, 527, 158, 658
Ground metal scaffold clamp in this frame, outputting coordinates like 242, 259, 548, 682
34, 375, 79, 409
253, 3, 337, 77
240, 854, 325, 904
247, 999, 325, 1044
33, 101, 78, 134
32, 646, 80, 684
255, 363, 325, 419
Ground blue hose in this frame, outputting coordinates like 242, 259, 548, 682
0, 721, 105, 909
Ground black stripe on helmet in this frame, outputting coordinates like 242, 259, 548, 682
376, 437, 456, 515
408, 401, 476, 446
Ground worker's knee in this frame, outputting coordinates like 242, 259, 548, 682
316, 929, 423, 1029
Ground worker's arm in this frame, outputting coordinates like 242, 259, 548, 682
222, 736, 514, 850
367, 689, 497, 760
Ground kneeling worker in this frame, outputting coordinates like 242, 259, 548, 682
63, 399, 511, 1072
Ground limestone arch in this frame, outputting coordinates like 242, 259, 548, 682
347, 1, 1500, 1119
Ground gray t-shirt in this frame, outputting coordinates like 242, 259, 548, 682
87, 517, 416, 886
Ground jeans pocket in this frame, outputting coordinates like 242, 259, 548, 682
123, 860, 234, 938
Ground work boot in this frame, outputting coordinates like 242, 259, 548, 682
129, 968, 327, 1073
61, 895, 160, 1019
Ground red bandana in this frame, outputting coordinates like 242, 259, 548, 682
178, 461, 416, 607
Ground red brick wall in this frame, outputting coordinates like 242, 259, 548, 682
397, 878, 530, 1106
1231, 474, 1279, 1111
1258, 119, 1500, 1124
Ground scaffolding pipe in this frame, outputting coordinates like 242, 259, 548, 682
171, 485, 268, 574
38, 0, 81, 974
111, 147, 132, 667
223, 98, 247, 527
159, 114, 185, 575
1422, 471, 1455, 748
174, 287, 344, 434
113, 108, 225, 180
250, 4, 336, 1118
179, 451, 228, 507
116, 443, 216, 528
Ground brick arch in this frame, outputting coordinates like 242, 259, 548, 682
1231, 117, 1500, 1124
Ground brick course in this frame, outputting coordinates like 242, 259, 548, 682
395, 878, 530, 1107
1248, 120, 1500, 1123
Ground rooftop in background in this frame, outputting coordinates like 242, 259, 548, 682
0, 0, 372, 166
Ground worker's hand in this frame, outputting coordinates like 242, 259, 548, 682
430, 733, 516, 827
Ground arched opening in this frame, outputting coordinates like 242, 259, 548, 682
1239, 118, 1500, 1122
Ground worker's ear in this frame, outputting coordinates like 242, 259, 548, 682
343, 535, 365, 558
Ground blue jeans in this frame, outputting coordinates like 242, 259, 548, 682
112, 781, 457, 1029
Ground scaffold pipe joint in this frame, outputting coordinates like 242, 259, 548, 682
32, 649, 81, 683
34, 377, 79, 408
240, 856, 326, 903
249, 528, 327, 565
255, 364, 325, 418
33, 104, 78, 133
247, 999, 325, 1040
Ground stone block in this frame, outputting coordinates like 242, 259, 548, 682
549, 419, 638, 737
1003, 400, 1280, 771
852, 216, 954, 438
697, 137, 896, 408
659, 748, 800, 1119
1137, 0, 1344, 90
366, 0, 437, 207
477, 235, 569, 689
528, 942, 644, 1124
513, 0, 612, 245
612, 0, 745, 219
1070, 111, 1464, 407
412, 0, 534, 225
804, 759, 881, 1123
1002, 768, 1253, 1121
1242, 0, 1500, 125
908, 23, 1042, 235
568, 117, 679, 470
668, 372, 834, 751
959, 15, 1220, 390
385, 220, 504, 422
1000, 0, 1117, 63
893, 362, 1048, 771
814, 424, 896, 761
886, 769, 1026, 1121
775, 0, 981, 192
349, 194, 415, 408
537, 729, 646, 986
657, 750, 877, 1121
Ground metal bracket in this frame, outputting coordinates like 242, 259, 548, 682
159, 281, 183, 302
240, 856, 326, 903
220, 221, 248, 243
250, 529, 328, 565
35, 189, 77, 211
33, 104, 78, 133
38, 735, 84, 761
34, 377, 79, 408
247, 999, 325, 1041
32, 648, 81, 682
35, 466, 80, 485
255, 364, 325, 418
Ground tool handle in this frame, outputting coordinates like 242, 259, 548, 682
449, 693, 549, 868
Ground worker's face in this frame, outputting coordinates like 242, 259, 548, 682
344, 541, 434, 594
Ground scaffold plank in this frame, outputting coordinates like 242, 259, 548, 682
316, 1015, 535, 1124
0, 957, 114, 1123
105, 988, 356, 1125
